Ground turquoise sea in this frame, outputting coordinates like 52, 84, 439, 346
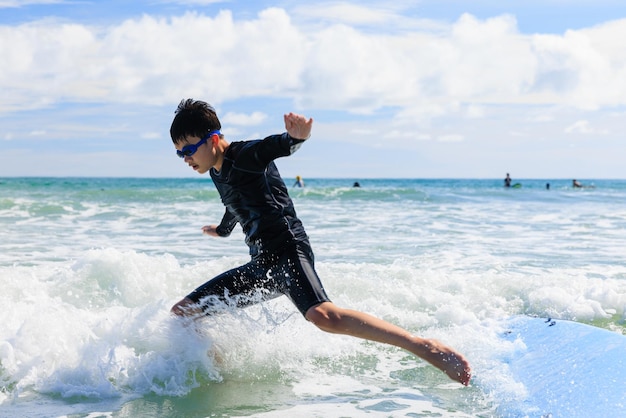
1, 177, 625, 417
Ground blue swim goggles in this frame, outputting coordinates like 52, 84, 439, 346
176, 130, 221, 158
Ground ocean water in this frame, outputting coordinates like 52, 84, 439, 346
1, 177, 625, 417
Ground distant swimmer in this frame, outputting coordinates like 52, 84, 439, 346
505, 173, 521, 188
352, 181, 361, 188
293, 175, 304, 187
573, 179, 595, 189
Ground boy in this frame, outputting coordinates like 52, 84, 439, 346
169, 99, 471, 386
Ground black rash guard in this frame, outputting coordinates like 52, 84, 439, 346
186, 132, 331, 316
210, 133, 308, 257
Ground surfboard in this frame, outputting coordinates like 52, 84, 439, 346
495, 316, 626, 417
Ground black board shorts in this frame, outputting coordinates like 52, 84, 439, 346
186, 240, 331, 316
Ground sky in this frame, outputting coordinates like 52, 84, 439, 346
1, 0, 626, 179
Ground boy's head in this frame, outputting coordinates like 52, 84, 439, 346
170, 99, 222, 145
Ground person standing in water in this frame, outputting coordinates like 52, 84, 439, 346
293, 175, 304, 187
168, 99, 472, 386
504, 173, 512, 188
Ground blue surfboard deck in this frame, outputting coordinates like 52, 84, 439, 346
496, 316, 626, 417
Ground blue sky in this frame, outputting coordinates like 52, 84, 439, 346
1, 0, 626, 179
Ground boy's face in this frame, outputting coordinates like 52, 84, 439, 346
175, 134, 218, 174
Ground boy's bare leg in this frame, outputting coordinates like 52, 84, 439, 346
170, 298, 471, 385
305, 302, 471, 386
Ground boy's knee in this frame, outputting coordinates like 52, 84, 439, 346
305, 304, 324, 323
306, 302, 341, 332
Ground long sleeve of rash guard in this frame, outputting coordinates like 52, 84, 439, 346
215, 208, 238, 237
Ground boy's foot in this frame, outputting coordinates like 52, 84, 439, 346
416, 338, 472, 386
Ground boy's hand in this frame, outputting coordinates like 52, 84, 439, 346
284, 112, 313, 140
202, 225, 220, 237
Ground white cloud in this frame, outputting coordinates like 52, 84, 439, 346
437, 134, 464, 142
221, 111, 267, 126
1, 5, 626, 179
0, 0, 65, 7
565, 120, 609, 135
141, 132, 161, 139
0, 8, 307, 109
530, 19, 626, 109
291, 1, 447, 33
2, 8, 625, 121
292, 2, 404, 26
465, 105, 486, 118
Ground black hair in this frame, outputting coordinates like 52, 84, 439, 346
170, 99, 222, 144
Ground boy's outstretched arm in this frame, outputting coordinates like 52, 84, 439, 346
284, 112, 313, 140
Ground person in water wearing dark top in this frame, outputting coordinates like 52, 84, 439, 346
572, 179, 595, 189
293, 175, 304, 187
504, 173, 512, 187
168, 99, 471, 386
